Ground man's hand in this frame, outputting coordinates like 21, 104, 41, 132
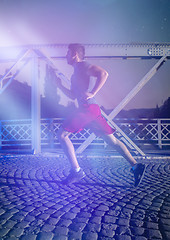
82, 92, 95, 101
48, 67, 62, 88
55, 77, 62, 88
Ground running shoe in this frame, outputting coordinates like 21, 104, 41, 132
62, 168, 86, 185
131, 163, 146, 187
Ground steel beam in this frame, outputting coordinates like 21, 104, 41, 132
33, 48, 70, 86
0, 49, 31, 94
0, 43, 169, 155
76, 53, 169, 155
31, 53, 41, 154
0, 43, 170, 61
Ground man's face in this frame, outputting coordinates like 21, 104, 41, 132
66, 49, 76, 65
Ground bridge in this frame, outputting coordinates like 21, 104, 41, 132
0, 43, 170, 155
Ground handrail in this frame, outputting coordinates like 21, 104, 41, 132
0, 118, 170, 152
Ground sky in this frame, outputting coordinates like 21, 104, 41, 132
0, 0, 170, 45
0, 0, 170, 110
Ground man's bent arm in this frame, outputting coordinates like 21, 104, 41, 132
56, 78, 76, 100
87, 65, 108, 98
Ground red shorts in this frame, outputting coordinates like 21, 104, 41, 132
63, 104, 115, 136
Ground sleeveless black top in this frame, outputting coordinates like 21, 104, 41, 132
71, 61, 97, 106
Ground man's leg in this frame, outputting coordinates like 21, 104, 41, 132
57, 127, 85, 184
57, 127, 80, 169
101, 134, 145, 187
102, 134, 137, 166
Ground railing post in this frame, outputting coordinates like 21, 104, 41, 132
0, 120, 2, 150
31, 54, 41, 154
157, 119, 162, 149
49, 119, 54, 149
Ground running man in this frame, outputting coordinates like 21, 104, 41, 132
56, 43, 145, 187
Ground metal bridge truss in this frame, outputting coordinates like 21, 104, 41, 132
0, 118, 170, 151
0, 43, 170, 155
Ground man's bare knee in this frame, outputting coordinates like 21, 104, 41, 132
57, 127, 71, 141
102, 134, 118, 145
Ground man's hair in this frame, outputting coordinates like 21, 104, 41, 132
68, 43, 85, 60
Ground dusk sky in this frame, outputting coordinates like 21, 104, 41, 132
0, 0, 170, 45
0, 0, 170, 110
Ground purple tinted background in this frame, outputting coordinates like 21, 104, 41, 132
0, 0, 170, 110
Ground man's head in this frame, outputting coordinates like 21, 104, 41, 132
66, 43, 85, 65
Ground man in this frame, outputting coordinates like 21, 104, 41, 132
56, 43, 145, 187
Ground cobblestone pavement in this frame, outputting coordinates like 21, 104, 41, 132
0, 153, 170, 240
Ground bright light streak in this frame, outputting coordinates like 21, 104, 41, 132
0, 24, 18, 47
0, 88, 31, 119
0, 20, 46, 47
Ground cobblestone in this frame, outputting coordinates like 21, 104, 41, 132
0, 154, 170, 239
83, 231, 98, 240
53, 226, 69, 235
69, 230, 83, 239
8, 227, 25, 237
37, 231, 54, 240
84, 223, 101, 232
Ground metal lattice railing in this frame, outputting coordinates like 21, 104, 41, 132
0, 119, 32, 148
114, 118, 170, 149
40, 118, 103, 149
0, 118, 170, 151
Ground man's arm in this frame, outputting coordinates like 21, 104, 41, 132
55, 77, 76, 100
85, 65, 109, 100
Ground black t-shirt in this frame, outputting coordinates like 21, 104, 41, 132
71, 61, 97, 106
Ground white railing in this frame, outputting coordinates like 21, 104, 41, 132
114, 118, 170, 149
0, 118, 170, 152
